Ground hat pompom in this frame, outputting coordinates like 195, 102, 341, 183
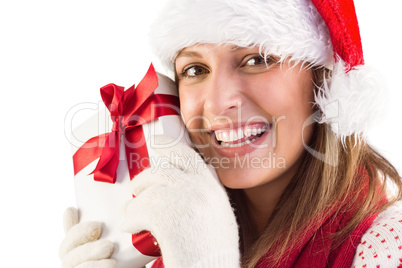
314, 59, 386, 143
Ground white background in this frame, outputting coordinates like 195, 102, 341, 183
0, 1, 401, 266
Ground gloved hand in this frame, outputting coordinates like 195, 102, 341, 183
59, 207, 116, 268
122, 135, 240, 268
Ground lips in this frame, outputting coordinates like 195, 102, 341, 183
213, 123, 269, 148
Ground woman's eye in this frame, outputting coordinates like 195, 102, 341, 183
182, 66, 210, 77
245, 56, 266, 66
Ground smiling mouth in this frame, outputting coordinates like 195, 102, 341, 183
214, 123, 269, 148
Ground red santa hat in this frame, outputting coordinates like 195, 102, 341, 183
149, 0, 385, 142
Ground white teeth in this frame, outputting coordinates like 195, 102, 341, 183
215, 124, 269, 143
221, 137, 258, 148
238, 128, 243, 138
222, 132, 229, 142
230, 131, 237, 141
215, 132, 222, 141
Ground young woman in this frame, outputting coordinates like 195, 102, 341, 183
60, 0, 402, 267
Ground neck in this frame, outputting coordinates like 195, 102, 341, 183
242, 166, 297, 234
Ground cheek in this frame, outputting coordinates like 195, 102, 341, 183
255, 73, 314, 116
179, 89, 202, 128
257, 69, 315, 158
179, 90, 214, 157
179, 89, 212, 148
276, 73, 315, 162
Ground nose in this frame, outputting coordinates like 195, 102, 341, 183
203, 68, 245, 116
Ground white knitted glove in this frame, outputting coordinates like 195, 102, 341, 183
122, 135, 240, 268
59, 207, 116, 268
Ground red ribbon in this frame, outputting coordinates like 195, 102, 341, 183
132, 231, 162, 257
72, 64, 180, 183
72, 63, 180, 258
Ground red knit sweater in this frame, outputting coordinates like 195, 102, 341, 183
149, 201, 402, 267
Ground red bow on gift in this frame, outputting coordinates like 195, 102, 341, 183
72, 64, 180, 259
72, 64, 180, 183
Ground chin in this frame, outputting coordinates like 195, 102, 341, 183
215, 162, 287, 190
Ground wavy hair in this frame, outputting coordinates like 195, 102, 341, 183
227, 67, 402, 267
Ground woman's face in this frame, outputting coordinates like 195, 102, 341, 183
175, 44, 315, 189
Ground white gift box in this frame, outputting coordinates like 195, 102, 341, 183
70, 72, 187, 268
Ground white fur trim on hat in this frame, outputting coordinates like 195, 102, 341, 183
149, 0, 386, 141
149, 0, 333, 74
315, 60, 386, 143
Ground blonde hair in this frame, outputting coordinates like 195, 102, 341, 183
227, 67, 402, 267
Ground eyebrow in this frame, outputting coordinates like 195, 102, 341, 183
176, 50, 203, 59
